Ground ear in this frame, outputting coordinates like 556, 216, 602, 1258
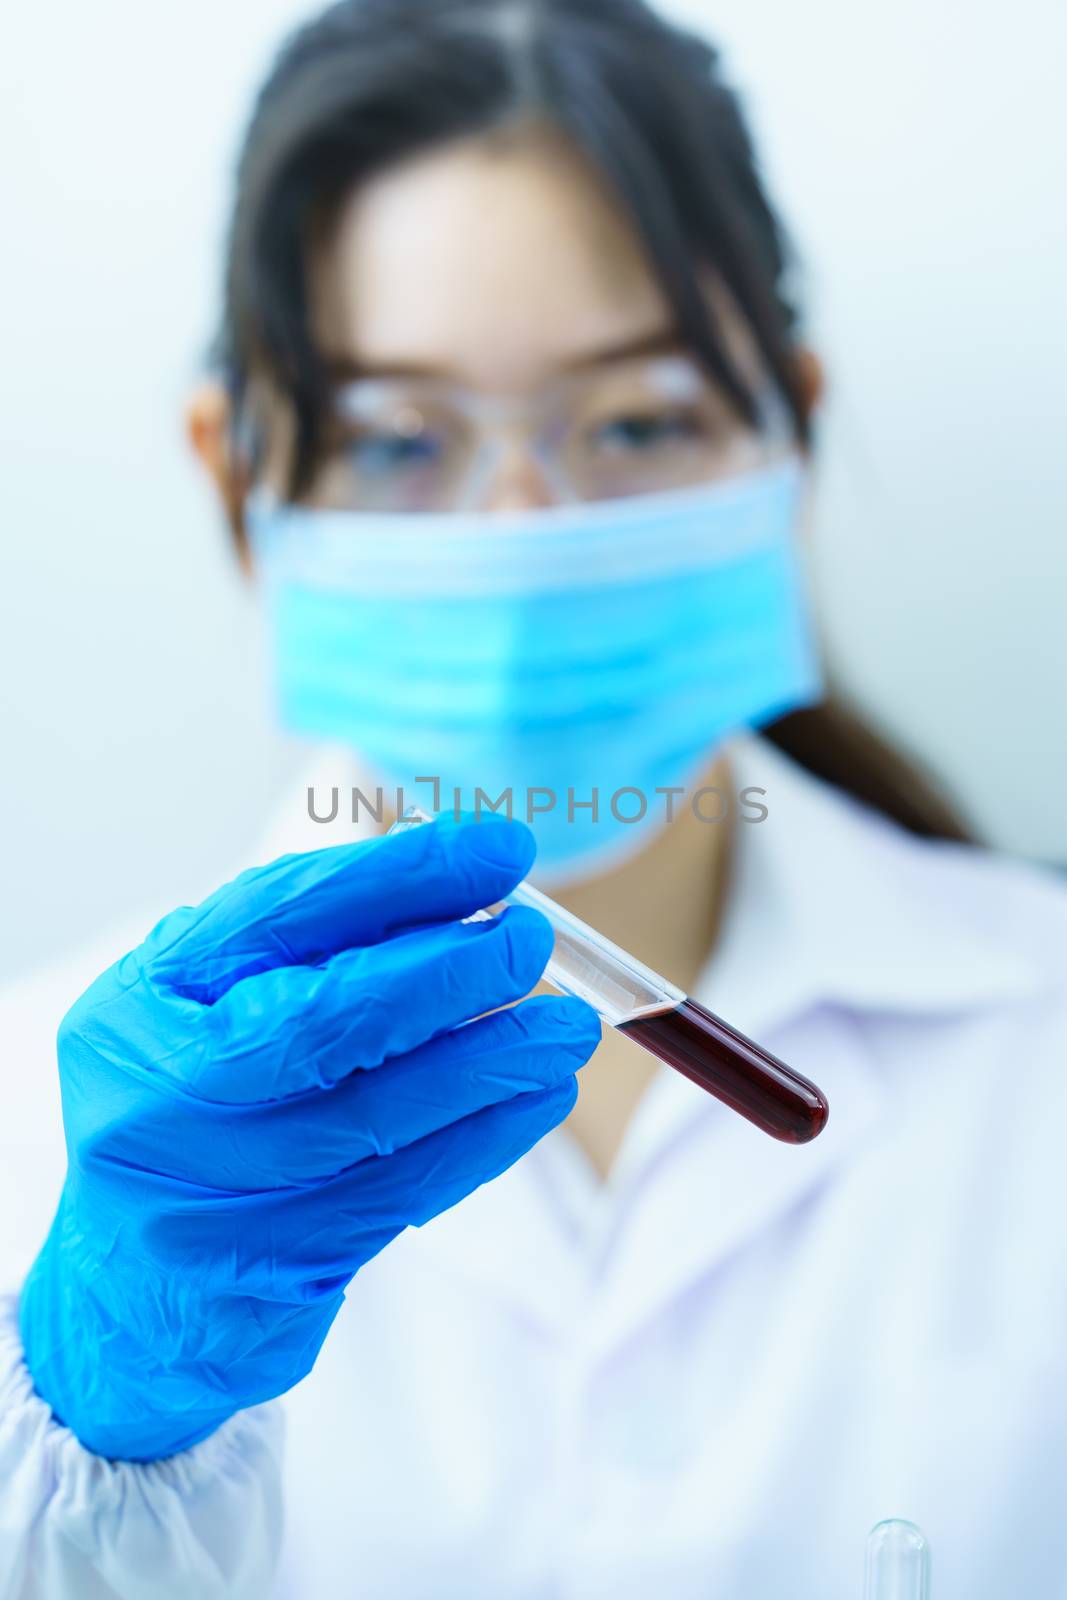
185, 380, 253, 572
792, 346, 825, 424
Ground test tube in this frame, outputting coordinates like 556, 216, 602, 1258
865, 1521, 931, 1600
390, 807, 828, 1145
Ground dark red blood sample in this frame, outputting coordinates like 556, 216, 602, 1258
619, 996, 828, 1144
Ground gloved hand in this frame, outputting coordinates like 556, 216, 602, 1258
18, 815, 599, 1461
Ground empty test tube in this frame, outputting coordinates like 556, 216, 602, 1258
865, 1520, 931, 1600
390, 807, 828, 1144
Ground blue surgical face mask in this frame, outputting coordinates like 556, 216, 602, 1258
247, 459, 823, 882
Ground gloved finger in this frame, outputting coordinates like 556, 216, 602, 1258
301, 1076, 581, 1281
194, 905, 555, 1102
141, 815, 536, 1004
267, 994, 598, 1183
105, 996, 600, 1189
163, 1077, 580, 1297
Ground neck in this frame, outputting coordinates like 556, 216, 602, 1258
552, 751, 735, 1178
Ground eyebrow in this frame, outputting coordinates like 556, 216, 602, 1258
321, 324, 685, 384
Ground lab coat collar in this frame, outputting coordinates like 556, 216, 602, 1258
582, 1005, 888, 1360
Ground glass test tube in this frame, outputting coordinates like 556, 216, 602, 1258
865, 1520, 931, 1600
390, 807, 829, 1145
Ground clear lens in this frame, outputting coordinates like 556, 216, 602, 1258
311, 387, 478, 512
563, 353, 777, 501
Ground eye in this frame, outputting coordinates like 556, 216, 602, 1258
588, 407, 705, 455
347, 428, 446, 478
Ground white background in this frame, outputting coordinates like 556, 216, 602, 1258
1, 0, 1064, 977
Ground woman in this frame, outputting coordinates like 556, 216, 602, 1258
2, 1, 1066, 1595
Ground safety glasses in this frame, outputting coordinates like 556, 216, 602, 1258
294, 350, 795, 513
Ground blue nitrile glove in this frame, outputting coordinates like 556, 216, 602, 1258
18, 816, 599, 1461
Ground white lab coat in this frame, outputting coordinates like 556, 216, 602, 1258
2, 735, 1067, 1600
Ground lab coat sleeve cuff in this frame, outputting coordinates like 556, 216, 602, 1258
0, 1292, 285, 1600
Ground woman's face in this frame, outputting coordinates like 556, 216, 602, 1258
305, 121, 677, 510
190, 119, 807, 520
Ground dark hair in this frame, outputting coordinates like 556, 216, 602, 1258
215, 0, 973, 844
